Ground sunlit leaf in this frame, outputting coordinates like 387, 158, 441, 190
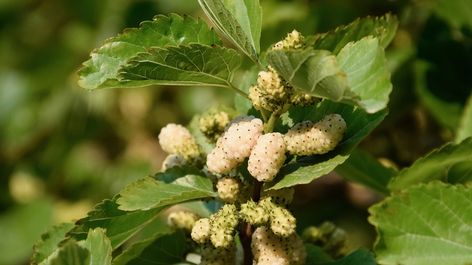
32, 223, 75, 265
117, 175, 216, 211
309, 14, 398, 54
198, 0, 262, 61
78, 14, 221, 89
118, 44, 242, 88
370, 182, 472, 265
389, 138, 472, 191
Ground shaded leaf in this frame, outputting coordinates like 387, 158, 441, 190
49, 240, 90, 265
78, 14, 221, 89
32, 223, 75, 265
369, 182, 472, 265
305, 244, 333, 265
414, 61, 463, 129
118, 44, 242, 88
112, 219, 172, 265
81, 228, 112, 265
336, 149, 396, 195
267, 100, 387, 190
309, 14, 398, 54
117, 175, 216, 211
434, 0, 472, 30
0, 199, 53, 265
456, 94, 472, 143
389, 138, 472, 191
68, 199, 164, 249
198, 0, 262, 61
116, 231, 189, 265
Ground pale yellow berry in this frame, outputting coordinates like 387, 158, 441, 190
272, 30, 305, 50
167, 211, 199, 231
209, 204, 239, 248
199, 110, 231, 142
270, 206, 296, 237
240, 200, 269, 226
249, 67, 291, 112
285, 114, 347, 156
158, 124, 200, 159
216, 177, 240, 203
248, 133, 286, 182
191, 218, 211, 244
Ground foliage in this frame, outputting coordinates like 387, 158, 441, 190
1, 0, 471, 264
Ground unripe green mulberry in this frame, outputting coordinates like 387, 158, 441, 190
248, 133, 286, 182
249, 67, 291, 112
206, 116, 263, 175
261, 188, 295, 206
270, 206, 296, 237
209, 204, 239, 248
285, 114, 346, 156
199, 109, 231, 142
272, 30, 305, 50
251, 227, 306, 265
161, 154, 186, 171
191, 218, 211, 244
167, 211, 198, 231
240, 200, 269, 226
200, 243, 236, 265
216, 177, 240, 203
158, 124, 200, 159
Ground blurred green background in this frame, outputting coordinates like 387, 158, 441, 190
0, 0, 471, 264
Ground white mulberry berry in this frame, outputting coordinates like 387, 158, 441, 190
191, 218, 211, 244
161, 154, 186, 171
285, 114, 346, 156
216, 177, 240, 203
251, 227, 306, 265
248, 133, 286, 182
200, 243, 236, 265
167, 211, 198, 231
240, 200, 269, 226
206, 116, 263, 175
209, 204, 239, 248
206, 147, 238, 175
158, 124, 200, 159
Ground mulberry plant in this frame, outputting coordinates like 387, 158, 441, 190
34, 1, 472, 265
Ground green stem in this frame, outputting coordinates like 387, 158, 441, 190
264, 112, 278, 133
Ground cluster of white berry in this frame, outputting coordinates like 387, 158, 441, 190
252, 227, 306, 265
206, 116, 264, 174
285, 114, 347, 156
206, 114, 346, 181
